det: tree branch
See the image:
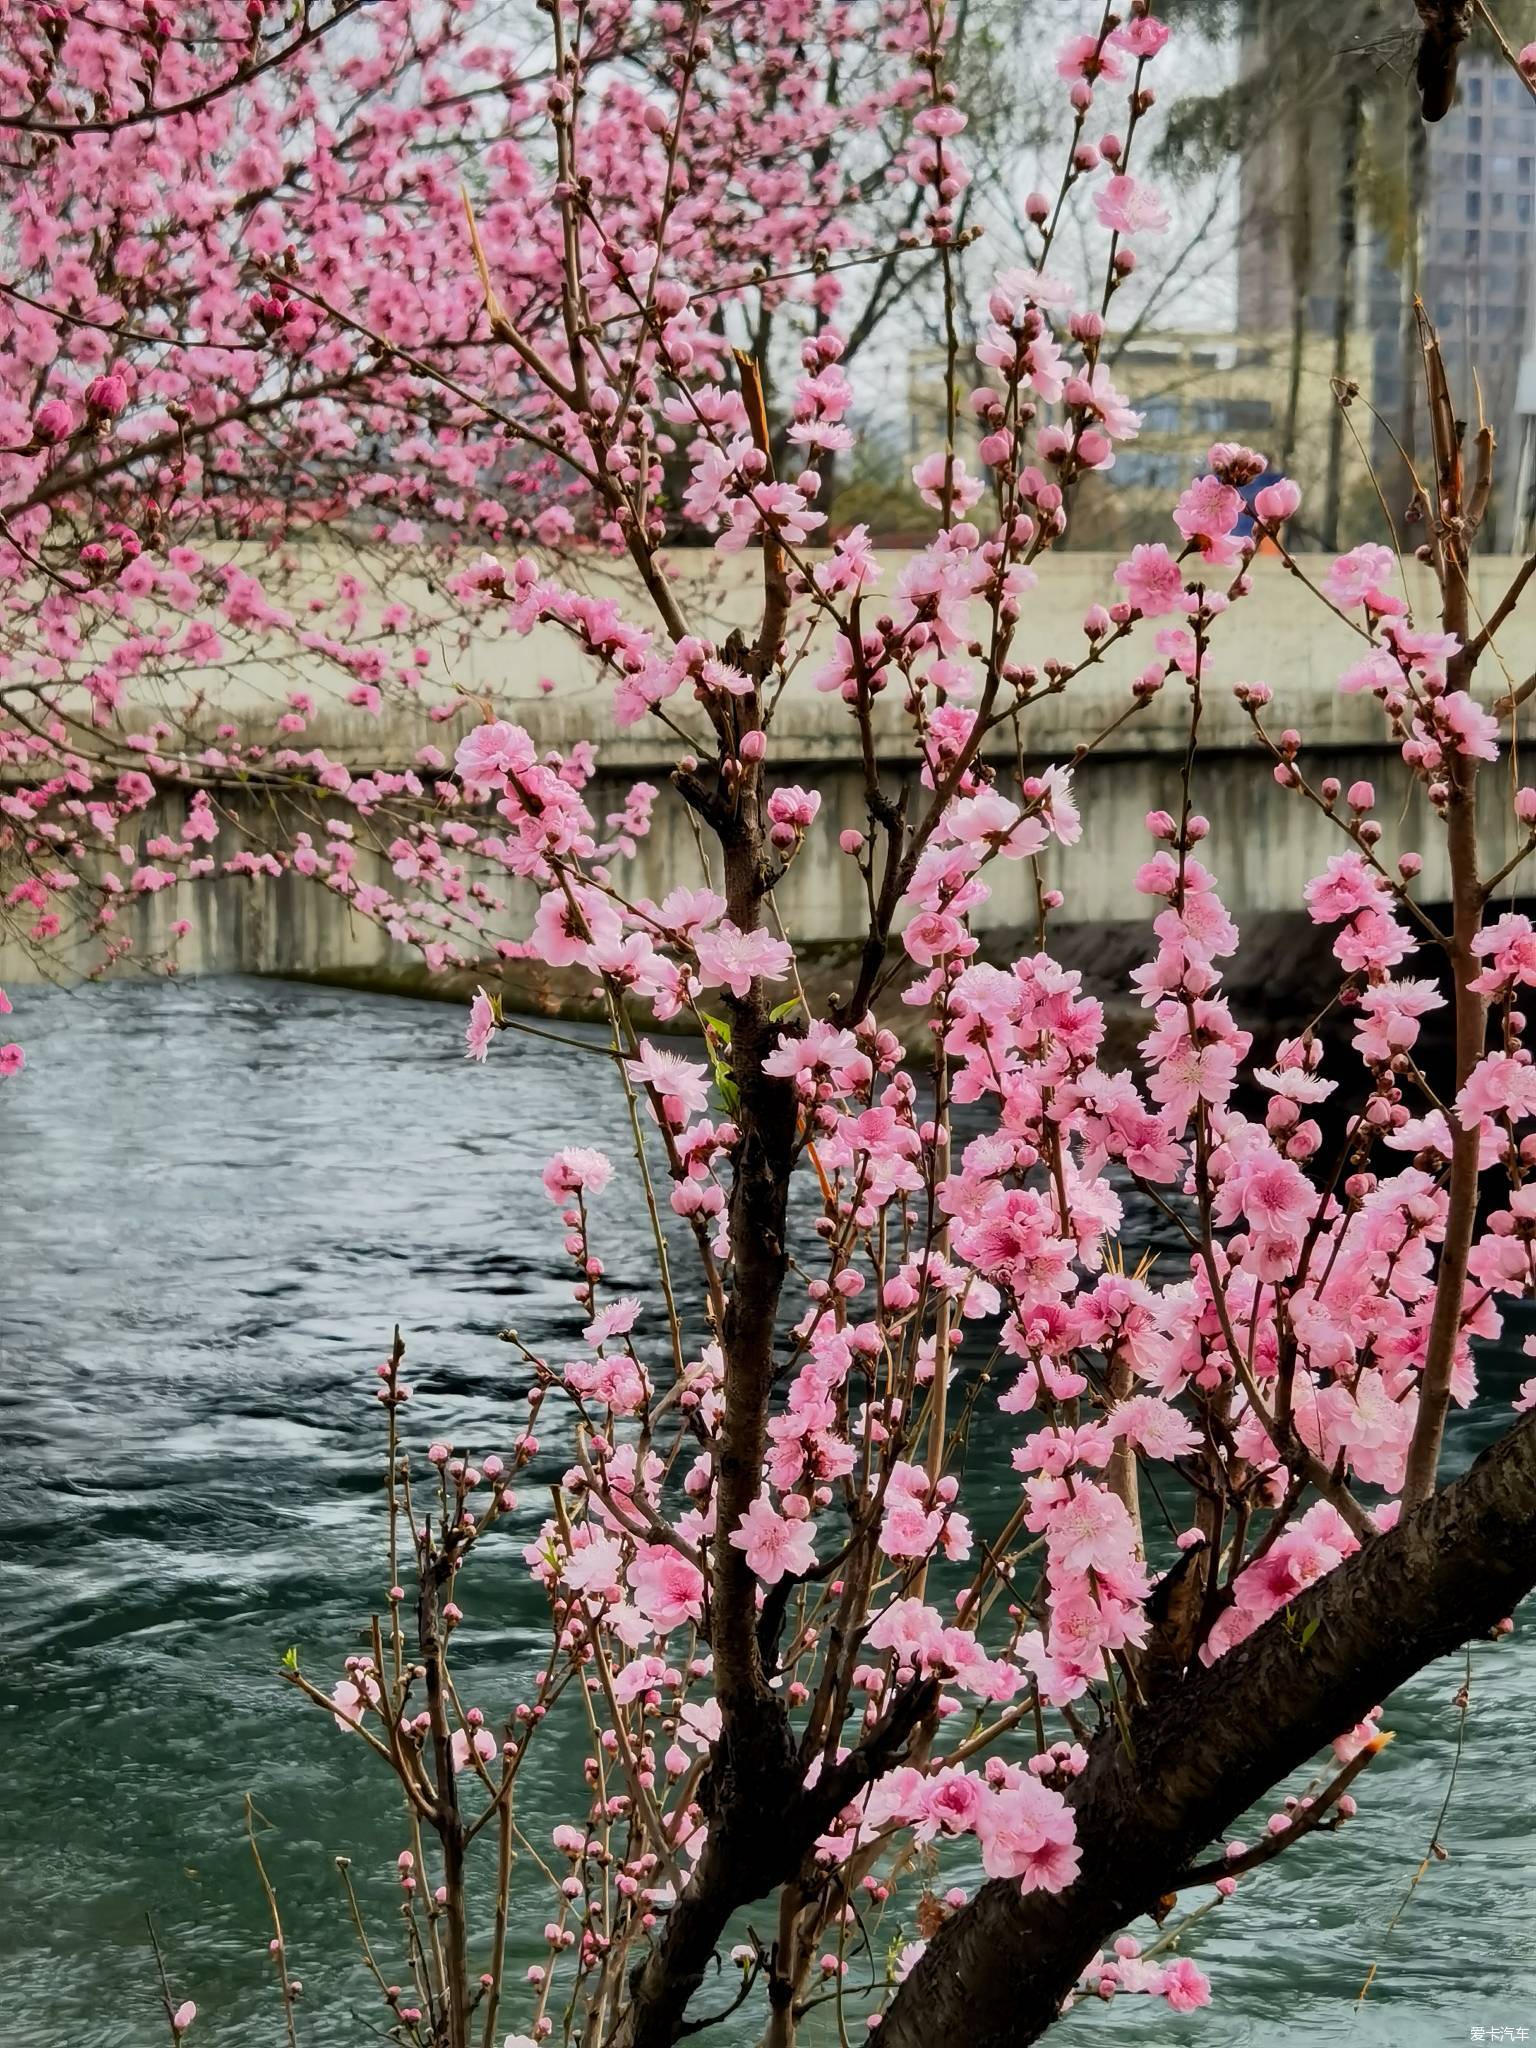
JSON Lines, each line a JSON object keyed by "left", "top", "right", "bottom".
{"left": 884, "top": 1408, "right": 1536, "bottom": 2047}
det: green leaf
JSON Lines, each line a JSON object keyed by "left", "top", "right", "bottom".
{"left": 768, "top": 996, "right": 802, "bottom": 1023}
{"left": 280, "top": 1645, "right": 299, "bottom": 1671}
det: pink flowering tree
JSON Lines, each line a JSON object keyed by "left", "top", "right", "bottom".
{"left": 9, "top": 4, "right": 1536, "bottom": 2047}
{"left": 0, "top": 0, "right": 992, "bottom": 1001}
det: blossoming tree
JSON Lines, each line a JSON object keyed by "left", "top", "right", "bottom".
{"left": 8, "top": 3, "right": 1536, "bottom": 2047}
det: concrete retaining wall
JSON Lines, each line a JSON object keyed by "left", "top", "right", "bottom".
{"left": 3, "top": 549, "right": 1531, "bottom": 992}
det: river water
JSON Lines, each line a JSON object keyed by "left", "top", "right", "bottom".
{"left": 2, "top": 975, "right": 1533, "bottom": 2047}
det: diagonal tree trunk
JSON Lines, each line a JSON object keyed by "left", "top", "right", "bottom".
{"left": 883, "top": 1407, "right": 1536, "bottom": 2047}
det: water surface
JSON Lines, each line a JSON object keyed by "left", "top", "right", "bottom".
{"left": 2, "top": 976, "right": 1533, "bottom": 2045}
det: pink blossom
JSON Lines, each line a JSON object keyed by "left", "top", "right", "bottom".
{"left": 728, "top": 1494, "right": 818, "bottom": 1585}
{"left": 625, "top": 1042, "right": 711, "bottom": 1125}
{"left": 1172, "top": 475, "right": 1243, "bottom": 563}
{"left": 694, "top": 921, "right": 794, "bottom": 997}
{"left": 1160, "top": 1959, "right": 1211, "bottom": 2012}
{"left": 465, "top": 988, "right": 495, "bottom": 1062}
{"left": 1094, "top": 173, "right": 1168, "bottom": 236}
{"left": 628, "top": 1545, "right": 706, "bottom": 1630}
{"left": 1304, "top": 852, "right": 1387, "bottom": 924}
{"left": 1322, "top": 543, "right": 1396, "bottom": 609}
{"left": 1457, "top": 1052, "right": 1536, "bottom": 1129}
{"left": 541, "top": 1147, "right": 615, "bottom": 1203}
{"left": 916, "top": 1766, "right": 985, "bottom": 1838}
{"left": 1435, "top": 689, "right": 1499, "bottom": 761}
{"left": 766, "top": 785, "right": 821, "bottom": 831}
{"left": 1112, "top": 16, "right": 1172, "bottom": 58}
{"left": 455, "top": 721, "right": 537, "bottom": 795}
{"left": 1056, "top": 33, "right": 1125, "bottom": 81}
{"left": 911, "top": 451, "right": 985, "bottom": 513}
{"left": 1471, "top": 913, "right": 1536, "bottom": 995}
{"left": 450, "top": 1726, "right": 498, "bottom": 1772}
{"left": 1114, "top": 542, "right": 1184, "bottom": 616}
{"left": 975, "top": 1777, "right": 1080, "bottom": 1891}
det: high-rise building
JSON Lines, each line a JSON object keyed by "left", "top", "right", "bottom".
{"left": 1420, "top": 59, "right": 1536, "bottom": 538}
{"left": 1237, "top": 35, "right": 1536, "bottom": 544}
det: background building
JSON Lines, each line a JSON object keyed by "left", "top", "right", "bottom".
{"left": 902, "top": 328, "right": 1372, "bottom": 551}
{"left": 1236, "top": 30, "right": 1536, "bottom": 545}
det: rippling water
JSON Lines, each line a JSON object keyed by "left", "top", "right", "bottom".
{"left": 2, "top": 976, "right": 1533, "bottom": 2047}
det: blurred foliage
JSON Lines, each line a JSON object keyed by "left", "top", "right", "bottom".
{"left": 826, "top": 431, "right": 924, "bottom": 539}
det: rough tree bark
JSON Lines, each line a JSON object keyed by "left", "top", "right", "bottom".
{"left": 1396, "top": 108, "right": 1429, "bottom": 467}
{"left": 1415, "top": 0, "right": 1474, "bottom": 122}
{"left": 1403, "top": 317, "right": 1490, "bottom": 1504}
{"left": 1279, "top": 102, "right": 1313, "bottom": 477}
{"left": 882, "top": 1408, "right": 1536, "bottom": 2047}
{"left": 615, "top": 370, "right": 944, "bottom": 2048}
{"left": 1321, "top": 78, "right": 1363, "bottom": 553}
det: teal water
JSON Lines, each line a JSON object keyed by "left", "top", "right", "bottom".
{"left": 1, "top": 976, "right": 1533, "bottom": 2045}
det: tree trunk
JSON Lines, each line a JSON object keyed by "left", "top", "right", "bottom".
{"left": 1397, "top": 110, "right": 1429, "bottom": 471}
{"left": 1416, "top": 0, "right": 1473, "bottom": 123}
{"left": 884, "top": 1407, "right": 1536, "bottom": 2047}
{"left": 1321, "top": 80, "right": 1363, "bottom": 551}
{"left": 1280, "top": 105, "right": 1313, "bottom": 474}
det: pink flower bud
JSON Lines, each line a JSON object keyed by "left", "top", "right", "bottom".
{"left": 172, "top": 2004, "right": 196, "bottom": 2035}
{"left": 1253, "top": 478, "right": 1301, "bottom": 523}
{"left": 1077, "top": 428, "right": 1111, "bottom": 467}
{"left": 84, "top": 372, "right": 128, "bottom": 417}
{"left": 31, "top": 398, "right": 73, "bottom": 444}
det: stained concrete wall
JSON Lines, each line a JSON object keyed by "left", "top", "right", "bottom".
{"left": 3, "top": 549, "right": 1532, "bottom": 992}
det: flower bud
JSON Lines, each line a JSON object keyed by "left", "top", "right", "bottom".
{"left": 31, "top": 398, "right": 73, "bottom": 445}
{"left": 84, "top": 372, "right": 128, "bottom": 417}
